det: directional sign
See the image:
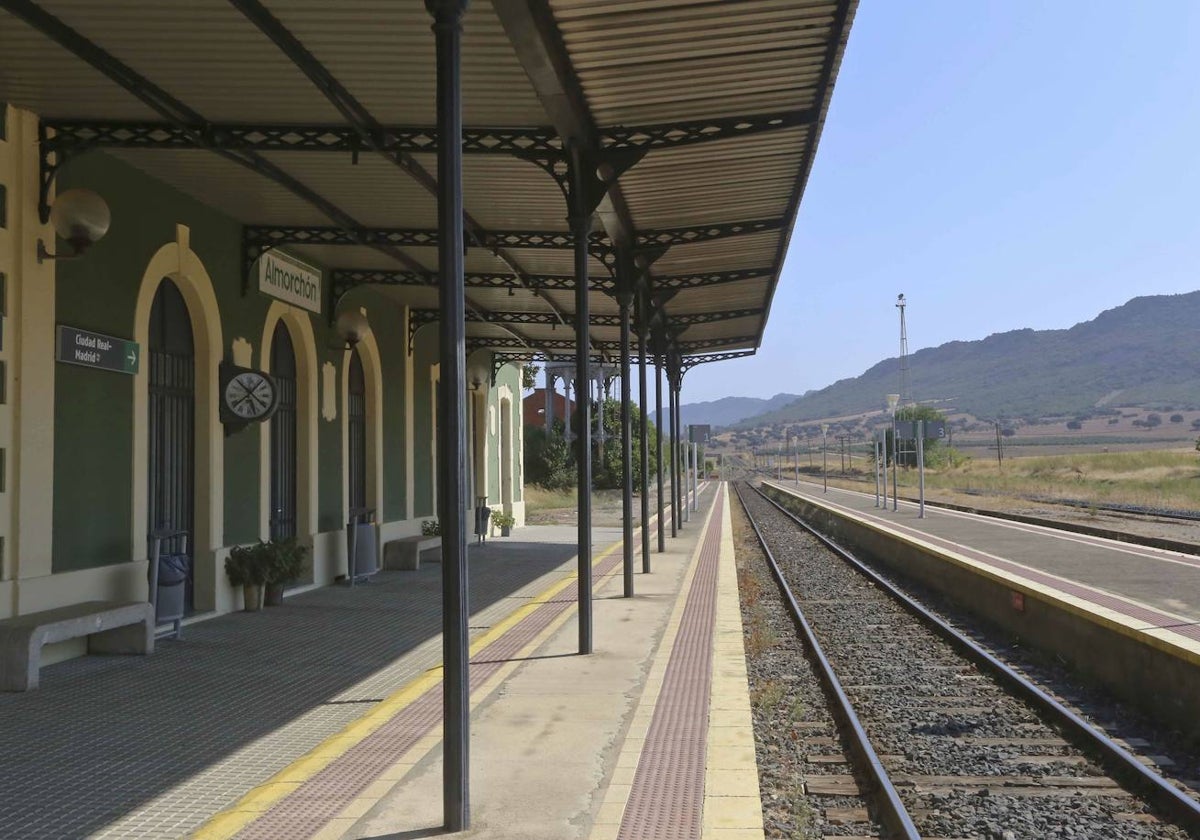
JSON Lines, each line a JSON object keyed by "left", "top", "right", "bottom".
{"left": 56, "top": 325, "right": 139, "bottom": 375}
{"left": 896, "top": 420, "right": 946, "bottom": 440}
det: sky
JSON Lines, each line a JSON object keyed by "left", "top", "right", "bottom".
{"left": 679, "top": 1, "right": 1200, "bottom": 404}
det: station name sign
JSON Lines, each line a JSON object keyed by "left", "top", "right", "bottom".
{"left": 258, "top": 250, "right": 322, "bottom": 314}
{"left": 56, "top": 325, "right": 139, "bottom": 375}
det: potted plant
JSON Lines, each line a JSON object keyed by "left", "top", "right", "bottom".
{"left": 225, "top": 542, "right": 268, "bottom": 612}
{"left": 263, "top": 538, "right": 309, "bottom": 607}
{"left": 421, "top": 519, "right": 441, "bottom": 537}
{"left": 492, "top": 511, "right": 515, "bottom": 537}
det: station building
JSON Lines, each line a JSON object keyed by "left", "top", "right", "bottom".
{"left": 0, "top": 102, "right": 526, "bottom": 641}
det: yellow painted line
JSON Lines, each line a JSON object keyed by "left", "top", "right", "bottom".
{"left": 762, "top": 480, "right": 1200, "bottom": 666}
{"left": 191, "top": 536, "right": 626, "bottom": 840}
{"left": 323, "top": 534, "right": 642, "bottom": 832}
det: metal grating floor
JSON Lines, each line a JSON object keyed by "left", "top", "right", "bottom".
{"left": 616, "top": 483, "right": 724, "bottom": 840}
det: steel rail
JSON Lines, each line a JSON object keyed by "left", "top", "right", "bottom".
{"left": 750, "top": 481, "right": 1200, "bottom": 837}
{"left": 730, "top": 482, "right": 920, "bottom": 840}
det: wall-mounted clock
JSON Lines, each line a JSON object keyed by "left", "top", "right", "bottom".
{"left": 220, "top": 363, "right": 279, "bottom": 426}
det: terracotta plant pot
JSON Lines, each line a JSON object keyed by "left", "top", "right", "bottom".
{"left": 243, "top": 583, "right": 263, "bottom": 612}
{"left": 263, "top": 583, "right": 285, "bottom": 607}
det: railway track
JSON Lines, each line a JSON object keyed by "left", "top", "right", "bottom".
{"left": 732, "top": 479, "right": 1200, "bottom": 839}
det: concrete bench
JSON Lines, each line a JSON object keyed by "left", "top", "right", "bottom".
{"left": 0, "top": 601, "right": 154, "bottom": 691}
{"left": 383, "top": 535, "right": 441, "bottom": 571}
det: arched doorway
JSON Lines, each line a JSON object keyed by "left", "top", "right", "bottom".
{"left": 147, "top": 278, "right": 195, "bottom": 610}
{"left": 269, "top": 322, "right": 297, "bottom": 541}
{"left": 347, "top": 348, "right": 367, "bottom": 515}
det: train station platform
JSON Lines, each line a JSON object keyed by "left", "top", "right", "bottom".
{"left": 0, "top": 482, "right": 761, "bottom": 840}
{"left": 763, "top": 478, "right": 1200, "bottom": 637}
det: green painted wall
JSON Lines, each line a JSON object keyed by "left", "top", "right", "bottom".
{"left": 54, "top": 152, "right": 251, "bottom": 571}
{"left": 50, "top": 152, "right": 507, "bottom": 572}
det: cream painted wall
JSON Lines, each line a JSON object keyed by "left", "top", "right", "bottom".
{"left": 3, "top": 108, "right": 70, "bottom": 617}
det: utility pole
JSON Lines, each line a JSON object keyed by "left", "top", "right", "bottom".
{"left": 897, "top": 293, "right": 911, "bottom": 407}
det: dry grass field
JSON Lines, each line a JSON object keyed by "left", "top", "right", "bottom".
{"left": 920, "top": 448, "right": 1200, "bottom": 511}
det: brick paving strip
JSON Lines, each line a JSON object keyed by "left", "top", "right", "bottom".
{"left": 614, "top": 483, "right": 725, "bottom": 840}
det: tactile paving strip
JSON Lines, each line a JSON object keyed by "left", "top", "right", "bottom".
{"left": 235, "top": 541, "right": 633, "bottom": 839}
{"left": 616, "top": 484, "right": 724, "bottom": 840}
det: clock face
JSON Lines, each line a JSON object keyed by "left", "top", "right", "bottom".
{"left": 224, "top": 371, "right": 276, "bottom": 421}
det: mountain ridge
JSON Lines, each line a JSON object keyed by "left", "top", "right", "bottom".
{"left": 716, "top": 291, "right": 1200, "bottom": 429}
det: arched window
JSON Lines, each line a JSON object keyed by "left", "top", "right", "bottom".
{"left": 347, "top": 348, "right": 367, "bottom": 515}
{"left": 269, "top": 323, "right": 297, "bottom": 541}
{"left": 148, "top": 278, "right": 195, "bottom": 609}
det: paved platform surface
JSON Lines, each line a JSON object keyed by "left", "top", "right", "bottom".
{"left": 764, "top": 479, "right": 1200, "bottom": 651}
{"left": 0, "top": 484, "right": 763, "bottom": 839}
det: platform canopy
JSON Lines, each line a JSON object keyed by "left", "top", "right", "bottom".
{"left": 0, "top": 0, "right": 856, "bottom": 368}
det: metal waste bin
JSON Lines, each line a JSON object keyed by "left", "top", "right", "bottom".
{"left": 148, "top": 528, "right": 189, "bottom": 639}
{"left": 474, "top": 497, "right": 491, "bottom": 544}
{"left": 347, "top": 507, "right": 378, "bottom": 586}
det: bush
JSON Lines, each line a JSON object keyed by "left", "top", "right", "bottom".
{"left": 421, "top": 519, "right": 441, "bottom": 536}
{"left": 1170, "top": 414, "right": 1184, "bottom": 424}
{"left": 1066, "top": 420, "right": 1082, "bottom": 430}
{"left": 264, "top": 539, "right": 308, "bottom": 585}
{"left": 226, "top": 542, "right": 269, "bottom": 586}
{"left": 1146, "top": 413, "right": 1163, "bottom": 428}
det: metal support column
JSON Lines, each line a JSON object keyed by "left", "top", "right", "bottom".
{"left": 691, "top": 441, "right": 699, "bottom": 511}
{"left": 428, "top": 0, "right": 469, "bottom": 830}
{"left": 654, "top": 351, "right": 666, "bottom": 552}
{"left": 671, "top": 369, "right": 682, "bottom": 531}
{"left": 617, "top": 274, "right": 634, "bottom": 598}
{"left": 680, "top": 437, "right": 689, "bottom": 523}
{"left": 568, "top": 141, "right": 594, "bottom": 654}
{"left": 637, "top": 319, "right": 650, "bottom": 573}
{"left": 668, "top": 370, "right": 679, "bottom": 536}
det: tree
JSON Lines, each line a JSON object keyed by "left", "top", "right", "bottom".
{"left": 523, "top": 423, "right": 575, "bottom": 490}
{"left": 592, "top": 399, "right": 661, "bottom": 491}
{"left": 1146, "top": 413, "right": 1163, "bottom": 428}
{"left": 1066, "top": 420, "right": 1083, "bottom": 430}
{"left": 521, "top": 364, "right": 540, "bottom": 392}
{"left": 1170, "top": 413, "right": 1184, "bottom": 424}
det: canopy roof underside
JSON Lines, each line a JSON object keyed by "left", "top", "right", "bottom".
{"left": 0, "top": 0, "right": 856, "bottom": 367}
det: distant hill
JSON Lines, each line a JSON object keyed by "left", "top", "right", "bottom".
{"left": 653, "top": 392, "right": 805, "bottom": 431}
{"left": 735, "top": 291, "right": 1200, "bottom": 428}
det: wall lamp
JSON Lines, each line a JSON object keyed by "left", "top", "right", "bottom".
{"left": 37, "top": 189, "right": 111, "bottom": 264}
{"left": 334, "top": 309, "right": 370, "bottom": 349}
